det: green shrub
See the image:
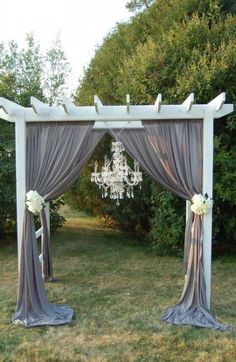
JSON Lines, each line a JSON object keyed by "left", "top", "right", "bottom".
{"left": 149, "top": 185, "right": 185, "bottom": 255}
{"left": 69, "top": 0, "right": 236, "bottom": 254}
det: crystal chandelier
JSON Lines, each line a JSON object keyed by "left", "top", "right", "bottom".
{"left": 91, "top": 141, "right": 142, "bottom": 205}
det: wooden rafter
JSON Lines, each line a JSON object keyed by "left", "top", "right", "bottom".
{"left": 208, "top": 92, "right": 226, "bottom": 111}
{"left": 154, "top": 93, "right": 162, "bottom": 112}
{"left": 94, "top": 95, "right": 103, "bottom": 114}
{"left": 182, "top": 93, "right": 194, "bottom": 112}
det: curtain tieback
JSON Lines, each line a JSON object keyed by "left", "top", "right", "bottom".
{"left": 190, "top": 193, "right": 213, "bottom": 216}
{"left": 26, "top": 190, "right": 45, "bottom": 214}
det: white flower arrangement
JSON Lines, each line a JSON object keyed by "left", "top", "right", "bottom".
{"left": 190, "top": 193, "right": 213, "bottom": 216}
{"left": 26, "top": 190, "right": 45, "bottom": 214}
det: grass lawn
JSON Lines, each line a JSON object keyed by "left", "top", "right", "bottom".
{"left": 0, "top": 209, "right": 236, "bottom": 361}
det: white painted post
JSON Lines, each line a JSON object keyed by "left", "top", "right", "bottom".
{"left": 186, "top": 200, "right": 191, "bottom": 223}
{"left": 15, "top": 112, "right": 26, "bottom": 272}
{"left": 202, "top": 106, "right": 214, "bottom": 310}
{"left": 185, "top": 200, "right": 191, "bottom": 280}
{"left": 40, "top": 202, "right": 50, "bottom": 257}
{"left": 44, "top": 202, "right": 50, "bottom": 236}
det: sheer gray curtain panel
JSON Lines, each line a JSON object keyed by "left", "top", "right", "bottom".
{"left": 12, "top": 122, "right": 104, "bottom": 327}
{"left": 116, "top": 120, "right": 227, "bottom": 330}
{"left": 40, "top": 129, "right": 105, "bottom": 281}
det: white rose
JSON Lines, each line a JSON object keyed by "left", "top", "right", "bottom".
{"left": 26, "top": 190, "right": 45, "bottom": 214}
{"left": 191, "top": 193, "right": 213, "bottom": 216}
{"left": 205, "top": 198, "right": 213, "bottom": 208}
{"left": 192, "top": 194, "right": 204, "bottom": 206}
{"left": 201, "top": 204, "right": 208, "bottom": 214}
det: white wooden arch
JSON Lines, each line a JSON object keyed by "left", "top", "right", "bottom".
{"left": 0, "top": 93, "right": 234, "bottom": 310}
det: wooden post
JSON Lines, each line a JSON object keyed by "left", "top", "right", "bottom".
{"left": 186, "top": 200, "right": 191, "bottom": 223}
{"left": 15, "top": 113, "right": 26, "bottom": 272}
{"left": 40, "top": 202, "right": 50, "bottom": 262}
{"left": 202, "top": 106, "right": 214, "bottom": 310}
{"left": 44, "top": 202, "right": 50, "bottom": 237}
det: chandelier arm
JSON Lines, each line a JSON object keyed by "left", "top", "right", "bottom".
{"left": 124, "top": 178, "right": 141, "bottom": 187}
{"left": 93, "top": 174, "right": 109, "bottom": 187}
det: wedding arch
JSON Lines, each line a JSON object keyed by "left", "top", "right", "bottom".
{"left": 0, "top": 93, "right": 233, "bottom": 329}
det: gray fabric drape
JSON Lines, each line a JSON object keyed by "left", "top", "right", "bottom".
{"left": 40, "top": 129, "right": 105, "bottom": 281}
{"left": 116, "top": 120, "right": 227, "bottom": 330}
{"left": 12, "top": 122, "right": 104, "bottom": 327}
{"left": 40, "top": 208, "right": 53, "bottom": 281}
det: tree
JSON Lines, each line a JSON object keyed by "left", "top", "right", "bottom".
{"left": 73, "top": 0, "right": 236, "bottom": 254}
{"left": 0, "top": 34, "right": 70, "bottom": 239}
{"left": 43, "top": 35, "right": 71, "bottom": 106}
{"left": 126, "top": 0, "right": 154, "bottom": 12}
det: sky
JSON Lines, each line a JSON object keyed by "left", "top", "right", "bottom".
{"left": 0, "top": 0, "right": 131, "bottom": 94}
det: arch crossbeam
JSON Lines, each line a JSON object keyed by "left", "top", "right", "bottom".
{"left": 0, "top": 93, "right": 233, "bottom": 125}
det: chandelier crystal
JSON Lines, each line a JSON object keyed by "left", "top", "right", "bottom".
{"left": 91, "top": 141, "right": 142, "bottom": 205}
